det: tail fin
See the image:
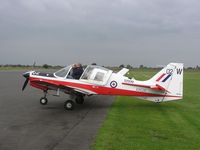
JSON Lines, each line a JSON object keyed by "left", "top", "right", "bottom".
{"left": 149, "top": 63, "right": 183, "bottom": 101}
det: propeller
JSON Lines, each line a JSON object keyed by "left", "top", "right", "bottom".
{"left": 22, "top": 72, "right": 30, "bottom": 91}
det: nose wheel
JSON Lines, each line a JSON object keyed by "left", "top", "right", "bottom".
{"left": 40, "top": 90, "right": 48, "bottom": 105}
{"left": 40, "top": 97, "right": 48, "bottom": 105}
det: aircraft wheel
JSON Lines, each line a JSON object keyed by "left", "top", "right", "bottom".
{"left": 64, "top": 100, "right": 74, "bottom": 110}
{"left": 40, "top": 97, "right": 48, "bottom": 105}
{"left": 75, "top": 96, "right": 84, "bottom": 104}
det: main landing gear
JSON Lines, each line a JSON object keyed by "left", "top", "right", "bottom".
{"left": 64, "top": 100, "right": 75, "bottom": 110}
{"left": 75, "top": 95, "right": 84, "bottom": 104}
{"left": 64, "top": 95, "right": 85, "bottom": 110}
{"left": 39, "top": 90, "right": 85, "bottom": 110}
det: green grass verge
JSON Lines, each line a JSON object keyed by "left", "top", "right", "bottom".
{"left": 0, "top": 67, "right": 59, "bottom": 71}
{"left": 0, "top": 67, "right": 38, "bottom": 71}
{"left": 91, "top": 71, "right": 200, "bottom": 150}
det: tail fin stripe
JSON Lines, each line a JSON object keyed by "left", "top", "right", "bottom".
{"left": 156, "top": 73, "right": 165, "bottom": 82}
{"left": 162, "top": 74, "right": 171, "bottom": 82}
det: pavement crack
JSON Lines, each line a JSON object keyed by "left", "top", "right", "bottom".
{"left": 49, "top": 101, "right": 95, "bottom": 150}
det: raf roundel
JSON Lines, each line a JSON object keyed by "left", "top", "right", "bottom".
{"left": 110, "top": 81, "right": 118, "bottom": 88}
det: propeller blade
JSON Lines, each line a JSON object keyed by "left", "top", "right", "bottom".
{"left": 22, "top": 72, "right": 30, "bottom": 91}
{"left": 22, "top": 78, "right": 29, "bottom": 91}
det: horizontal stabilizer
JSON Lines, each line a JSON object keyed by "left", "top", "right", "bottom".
{"left": 150, "top": 84, "right": 168, "bottom": 92}
{"left": 122, "top": 83, "right": 167, "bottom": 91}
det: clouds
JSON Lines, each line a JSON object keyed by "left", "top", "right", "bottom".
{"left": 2, "top": 0, "right": 199, "bottom": 28}
{"left": 0, "top": 0, "right": 200, "bottom": 66}
{"left": 1, "top": 0, "right": 200, "bottom": 33}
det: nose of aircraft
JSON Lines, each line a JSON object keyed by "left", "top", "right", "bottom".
{"left": 23, "top": 72, "right": 30, "bottom": 78}
{"left": 22, "top": 72, "right": 30, "bottom": 91}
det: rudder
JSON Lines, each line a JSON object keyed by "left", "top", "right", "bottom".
{"left": 150, "top": 63, "right": 183, "bottom": 101}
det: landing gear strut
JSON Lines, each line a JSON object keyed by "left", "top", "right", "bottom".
{"left": 40, "top": 91, "right": 48, "bottom": 105}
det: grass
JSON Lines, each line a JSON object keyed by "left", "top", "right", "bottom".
{"left": 0, "top": 66, "right": 37, "bottom": 71}
{"left": 91, "top": 70, "right": 200, "bottom": 150}
{"left": 0, "top": 66, "right": 59, "bottom": 71}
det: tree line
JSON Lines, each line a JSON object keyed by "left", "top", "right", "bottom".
{"left": 0, "top": 64, "right": 200, "bottom": 70}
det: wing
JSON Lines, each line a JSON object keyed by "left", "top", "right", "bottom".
{"left": 30, "top": 79, "right": 95, "bottom": 95}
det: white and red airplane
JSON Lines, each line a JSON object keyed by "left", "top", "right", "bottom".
{"left": 22, "top": 63, "right": 183, "bottom": 110}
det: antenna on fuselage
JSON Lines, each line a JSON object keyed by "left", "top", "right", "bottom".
{"left": 32, "top": 61, "right": 36, "bottom": 70}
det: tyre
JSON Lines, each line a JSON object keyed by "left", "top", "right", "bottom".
{"left": 40, "top": 97, "right": 48, "bottom": 105}
{"left": 75, "top": 96, "right": 84, "bottom": 104}
{"left": 64, "top": 100, "right": 74, "bottom": 110}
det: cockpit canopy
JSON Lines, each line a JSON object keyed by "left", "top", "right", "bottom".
{"left": 80, "top": 65, "right": 112, "bottom": 85}
{"left": 54, "top": 65, "right": 112, "bottom": 85}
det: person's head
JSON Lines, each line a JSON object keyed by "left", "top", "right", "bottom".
{"left": 72, "top": 64, "right": 77, "bottom": 68}
{"left": 76, "top": 63, "right": 82, "bottom": 68}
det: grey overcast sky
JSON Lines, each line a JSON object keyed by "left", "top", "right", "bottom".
{"left": 0, "top": 0, "right": 200, "bottom": 67}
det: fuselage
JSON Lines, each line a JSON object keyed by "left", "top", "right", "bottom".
{"left": 28, "top": 66, "right": 178, "bottom": 103}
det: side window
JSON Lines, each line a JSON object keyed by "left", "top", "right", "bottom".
{"left": 81, "top": 68, "right": 93, "bottom": 80}
{"left": 94, "top": 72, "right": 105, "bottom": 81}
{"left": 80, "top": 65, "right": 112, "bottom": 85}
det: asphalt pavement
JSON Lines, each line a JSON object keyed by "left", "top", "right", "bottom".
{"left": 0, "top": 71, "right": 114, "bottom": 150}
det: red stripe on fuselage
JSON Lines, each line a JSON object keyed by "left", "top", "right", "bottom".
{"left": 29, "top": 77, "right": 180, "bottom": 98}
{"left": 30, "top": 82, "right": 48, "bottom": 91}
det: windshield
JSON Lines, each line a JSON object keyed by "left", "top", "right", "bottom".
{"left": 54, "top": 66, "right": 71, "bottom": 78}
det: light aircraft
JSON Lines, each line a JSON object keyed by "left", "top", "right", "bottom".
{"left": 22, "top": 63, "right": 183, "bottom": 110}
